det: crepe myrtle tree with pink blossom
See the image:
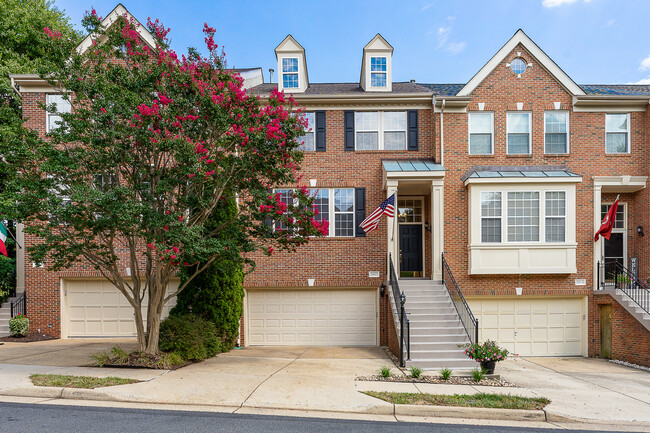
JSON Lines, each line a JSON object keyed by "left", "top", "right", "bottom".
{"left": 0, "top": 11, "right": 327, "bottom": 354}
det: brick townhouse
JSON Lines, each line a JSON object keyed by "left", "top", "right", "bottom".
{"left": 7, "top": 4, "right": 650, "bottom": 368}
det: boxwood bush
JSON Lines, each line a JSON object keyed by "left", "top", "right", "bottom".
{"left": 158, "top": 314, "right": 221, "bottom": 361}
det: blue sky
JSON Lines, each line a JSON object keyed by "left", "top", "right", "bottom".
{"left": 54, "top": 0, "right": 650, "bottom": 85}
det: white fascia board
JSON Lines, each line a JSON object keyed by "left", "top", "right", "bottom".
{"left": 457, "top": 29, "right": 585, "bottom": 97}
{"left": 76, "top": 4, "right": 157, "bottom": 56}
{"left": 572, "top": 95, "right": 649, "bottom": 112}
{"left": 464, "top": 176, "right": 583, "bottom": 187}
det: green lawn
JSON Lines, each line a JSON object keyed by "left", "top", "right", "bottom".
{"left": 363, "top": 391, "right": 550, "bottom": 410}
{"left": 30, "top": 374, "right": 140, "bottom": 389}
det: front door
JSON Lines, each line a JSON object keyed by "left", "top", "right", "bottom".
{"left": 601, "top": 203, "right": 626, "bottom": 281}
{"left": 399, "top": 225, "right": 422, "bottom": 278}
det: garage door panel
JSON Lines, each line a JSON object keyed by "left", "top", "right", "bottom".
{"left": 247, "top": 289, "right": 377, "bottom": 346}
{"left": 468, "top": 297, "right": 584, "bottom": 356}
{"left": 64, "top": 279, "right": 177, "bottom": 338}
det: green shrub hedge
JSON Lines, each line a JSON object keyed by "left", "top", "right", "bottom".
{"left": 158, "top": 314, "right": 221, "bottom": 361}
{"left": 9, "top": 314, "right": 29, "bottom": 337}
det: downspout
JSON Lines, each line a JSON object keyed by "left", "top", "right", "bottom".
{"left": 440, "top": 99, "right": 446, "bottom": 166}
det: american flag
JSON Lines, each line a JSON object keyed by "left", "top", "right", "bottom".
{"left": 359, "top": 194, "right": 395, "bottom": 234}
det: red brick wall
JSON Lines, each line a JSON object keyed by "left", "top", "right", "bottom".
{"left": 591, "top": 294, "right": 650, "bottom": 367}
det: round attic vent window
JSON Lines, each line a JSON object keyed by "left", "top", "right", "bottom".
{"left": 510, "top": 58, "right": 527, "bottom": 75}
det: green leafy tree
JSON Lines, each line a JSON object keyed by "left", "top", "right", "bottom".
{"left": 0, "top": 12, "right": 327, "bottom": 353}
{"left": 171, "top": 194, "right": 244, "bottom": 351}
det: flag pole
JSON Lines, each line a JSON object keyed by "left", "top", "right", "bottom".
{"left": 5, "top": 224, "right": 23, "bottom": 249}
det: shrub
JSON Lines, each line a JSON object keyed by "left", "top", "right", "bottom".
{"left": 159, "top": 314, "right": 221, "bottom": 361}
{"left": 170, "top": 195, "right": 245, "bottom": 352}
{"left": 472, "top": 368, "right": 486, "bottom": 382}
{"left": 9, "top": 314, "right": 29, "bottom": 337}
{"left": 461, "top": 340, "right": 509, "bottom": 363}
{"left": 410, "top": 366, "right": 422, "bottom": 379}
{"left": 440, "top": 367, "right": 452, "bottom": 380}
{"left": 379, "top": 366, "right": 392, "bottom": 378}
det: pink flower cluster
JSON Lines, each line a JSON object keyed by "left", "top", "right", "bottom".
{"left": 43, "top": 27, "right": 61, "bottom": 40}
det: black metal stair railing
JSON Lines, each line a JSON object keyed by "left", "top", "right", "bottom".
{"left": 388, "top": 252, "right": 410, "bottom": 367}
{"left": 597, "top": 260, "right": 649, "bottom": 314}
{"left": 441, "top": 253, "right": 479, "bottom": 345}
{"left": 11, "top": 292, "right": 25, "bottom": 317}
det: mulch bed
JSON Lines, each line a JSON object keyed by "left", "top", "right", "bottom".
{"left": 0, "top": 332, "right": 57, "bottom": 343}
{"left": 356, "top": 375, "right": 516, "bottom": 387}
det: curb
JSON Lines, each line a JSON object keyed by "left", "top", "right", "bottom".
{"left": 0, "top": 387, "right": 549, "bottom": 423}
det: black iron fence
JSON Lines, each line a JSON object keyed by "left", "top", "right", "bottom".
{"left": 597, "top": 260, "right": 649, "bottom": 315}
{"left": 388, "top": 252, "right": 410, "bottom": 367}
{"left": 11, "top": 292, "right": 25, "bottom": 317}
{"left": 442, "top": 253, "right": 479, "bottom": 345}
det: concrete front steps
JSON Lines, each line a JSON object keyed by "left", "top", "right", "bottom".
{"left": 400, "top": 279, "right": 477, "bottom": 371}
{"left": 0, "top": 297, "right": 16, "bottom": 336}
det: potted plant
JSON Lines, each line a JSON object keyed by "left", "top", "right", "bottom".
{"left": 461, "top": 339, "right": 509, "bottom": 374}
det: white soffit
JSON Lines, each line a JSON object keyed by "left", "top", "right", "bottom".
{"left": 457, "top": 29, "right": 585, "bottom": 97}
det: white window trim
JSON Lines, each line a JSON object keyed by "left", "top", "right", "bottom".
{"left": 605, "top": 113, "right": 631, "bottom": 154}
{"left": 355, "top": 111, "right": 407, "bottom": 151}
{"left": 46, "top": 93, "right": 71, "bottom": 133}
{"left": 544, "top": 190, "right": 567, "bottom": 243}
{"left": 505, "top": 190, "right": 541, "bottom": 243}
{"left": 274, "top": 188, "right": 355, "bottom": 237}
{"left": 543, "top": 111, "right": 570, "bottom": 154}
{"left": 479, "top": 191, "right": 502, "bottom": 243}
{"left": 601, "top": 202, "right": 627, "bottom": 231}
{"left": 468, "top": 112, "right": 494, "bottom": 155}
{"left": 369, "top": 56, "right": 387, "bottom": 89}
{"left": 506, "top": 111, "right": 532, "bottom": 155}
{"left": 281, "top": 57, "right": 299, "bottom": 89}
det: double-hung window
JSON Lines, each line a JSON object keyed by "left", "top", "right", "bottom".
{"left": 544, "top": 111, "right": 569, "bottom": 154}
{"left": 333, "top": 189, "right": 355, "bottom": 236}
{"left": 606, "top": 113, "right": 630, "bottom": 153}
{"left": 274, "top": 188, "right": 294, "bottom": 232}
{"left": 282, "top": 58, "right": 299, "bottom": 89}
{"left": 370, "top": 57, "right": 387, "bottom": 87}
{"left": 545, "top": 191, "right": 566, "bottom": 242}
{"left": 507, "top": 192, "right": 540, "bottom": 242}
{"left": 46, "top": 94, "right": 71, "bottom": 132}
{"left": 468, "top": 112, "right": 493, "bottom": 155}
{"left": 507, "top": 112, "right": 531, "bottom": 154}
{"left": 297, "top": 112, "right": 315, "bottom": 151}
{"left": 355, "top": 111, "right": 406, "bottom": 150}
{"left": 480, "top": 192, "right": 502, "bottom": 242}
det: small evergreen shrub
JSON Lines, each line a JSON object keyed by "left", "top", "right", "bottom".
{"left": 410, "top": 366, "right": 422, "bottom": 379}
{"left": 379, "top": 366, "right": 392, "bottom": 378}
{"left": 159, "top": 314, "right": 221, "bottom": 361}
{"left": 440, "top": 367, "right": 453, "bottom": 380}
{"left": 9, "top": 313, "right": 29, "bottom": 337}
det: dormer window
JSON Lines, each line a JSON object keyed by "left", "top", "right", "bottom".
{"left": 370, "top": 57, "right": 387, "bottom": 87}
{"left": 282, "top": 58, "right": 299, "bottom": 88}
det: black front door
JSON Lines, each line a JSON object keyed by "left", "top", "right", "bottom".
{"left": 399, "top": 225, "right": 423, "bottom": 278}
{"left": 603, "top": 232, "right": 625, "bottom": 280}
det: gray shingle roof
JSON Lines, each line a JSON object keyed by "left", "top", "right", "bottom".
{"left": 461, "top": 165, "right": 581, "bottom": 182}
{"left": 249, "top": 82, "right": 432, "bottom": 96}
{"left": 382, "top": 159, "right": 444, "bottom": 172}
{"left": 416, "top": 83, "right": 464, "bottom": 97}
{"left": 580, "top": 84, "right": 650, "bottom": 96}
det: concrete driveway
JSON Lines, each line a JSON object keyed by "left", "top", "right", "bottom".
{"left": 499, "top": 356, "right": 650, "bottom": 424}
{"left": 0, "top": 338, "right": 139, "bottom": 367}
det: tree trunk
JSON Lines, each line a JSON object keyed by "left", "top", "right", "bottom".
{"left": 133, "top": 297, "right": 146, "bottom": 352}
{"left": 144, "top": 275, "right": 167, "bottom": 354}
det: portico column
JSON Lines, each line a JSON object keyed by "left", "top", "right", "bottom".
{"left": 593, "top": 184, "right": 602, "bottom": 290}
{"left": 431, "top": 179, "right": 445, "bottom": 281}
{"left": 386, "top": 180, "right": 398, "bottom": 277}
{"left": 16, "top": 223, "right": 24, "bottom": 294}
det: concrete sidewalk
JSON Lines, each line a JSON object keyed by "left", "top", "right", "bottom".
{"left": 0, "top": 345, "right": 649, "bottom": 430}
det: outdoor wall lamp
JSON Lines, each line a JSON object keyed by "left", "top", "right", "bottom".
{"left": 379, "top": 284, "right": 386, "bottom": 297}
{"left": 424, "top": 222, "right": 432, "bottom": 232}
{"left": 637, "top": 225, "right": 644, "bottom": 236}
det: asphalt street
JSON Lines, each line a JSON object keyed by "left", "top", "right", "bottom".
{"left": 0, "top": 402, "right": 616, "bottom": 433}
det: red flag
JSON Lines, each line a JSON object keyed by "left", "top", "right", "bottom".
{"left": 594, "top": 196, "right": 619, "bottom": 241}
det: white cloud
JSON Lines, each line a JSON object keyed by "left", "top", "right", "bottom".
{"left": 421, "top": 2, "right": 434, "bottom": 11}
{"left": 543, "top": 0, "right": 578, "bottom": 7}
{"left": 446, "top": 42, "right": 467, "bottom": 55}
{"left": 632, "top": 77, "right": 650, "bottom": 85}
{"left": 436, "top": 25, "right": 451, "bottom": 49}
{"left": 605, "top": 19, "right": 616, "bottom": 27}
{"left": 640, "top": 55, "right": 650, "bottom": 71}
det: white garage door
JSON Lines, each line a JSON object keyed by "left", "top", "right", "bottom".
{"left": 64, "top": 279, "right": 177, "bottom": 337}
{"left": 467, "top": 297, "right": 585, "bottom": 356}
{"left": 246, "top": 289, "right": 377, "bottom": 346}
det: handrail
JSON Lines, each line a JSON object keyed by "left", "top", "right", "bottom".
{"left": 597, "top": 260, "right": 649, "bottom": 314}
{"left": 441, "top": 253, "right": 479, "bottom": 345}
{"left": 388, "top": 252, "right": 410, "bottom": 367}
{"left": 11, "top": 292, "right": 25, "bottom": 318}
